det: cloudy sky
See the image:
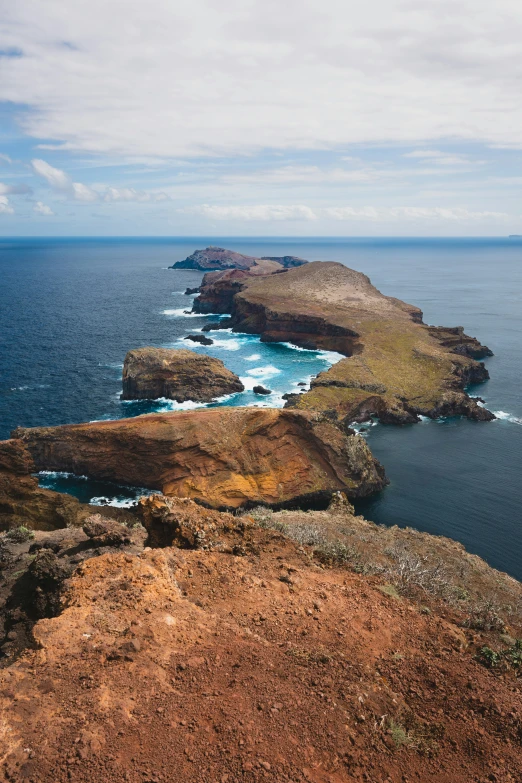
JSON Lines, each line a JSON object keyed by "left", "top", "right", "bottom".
{"left": 1, "top": 0, "right": 522, "bottom": 236}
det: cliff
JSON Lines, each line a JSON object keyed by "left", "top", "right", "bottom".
{"left": 194, "top": 261, "right": 495, "bottom": 425}
{"left": 0, "top": 439, "right": 89, "bottom": 532}
{"left": 13, "top": 407, "right": 387, "bottom": 509}
{"left": 170, "top": 246, "right": 308, "bottom": 271}
{"left": 121, "top": 347, "right": 244, "bottom": 402}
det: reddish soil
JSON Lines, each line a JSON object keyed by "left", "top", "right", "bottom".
{"left": 1, "top": 512, "right": 521, "bottom": 783}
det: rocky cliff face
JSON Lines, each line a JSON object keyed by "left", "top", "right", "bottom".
{"left": 0, "top": 439, "right": 89, "bottom": 532}
{"left": 193, "top": 261, "right": 495, "bottom": 425}
{"left": 170, "top": 246, "right": 259, "bottom": 270}
{"left": 170, "top": 246, "right": 308, "bottom": 271}
{"left": 192, "top": 261, "right": 287, "bottom": 314}
{"left": 13, "top": 408, "right": 387, "bottom": 509}
{"left": 121, "top": 347, "right": 244, "bottom": 402}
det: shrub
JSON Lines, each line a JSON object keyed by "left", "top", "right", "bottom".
{"left": 4, "top": 526, "right": 35, "bottom": 543}
{"left": 475, "top": 646, "right": 501, "bottom": 668}
{"left": 389, "top": 720, "right": 414, "bottom": 748}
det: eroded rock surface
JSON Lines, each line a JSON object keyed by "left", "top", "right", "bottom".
{"left": 121, "top": 347, "right": 244, "bottom": 402}
{"left": 194, "top": 261, "right": 495, "bottom": 424}
{"left": 0, "top": 439, "right": 89, "bottom": 532}
{"left": 0, "top": 516, "right": 146, "bottom": 662}
{"left": 13, "top": 407, "right": 387, "bottom": 509}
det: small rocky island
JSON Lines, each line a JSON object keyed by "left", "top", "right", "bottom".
{"left": 170, "top": 245, "right": 308, "bottom": 271}
{"left": 121, "top": 347, "right": 244, "bottom": 403}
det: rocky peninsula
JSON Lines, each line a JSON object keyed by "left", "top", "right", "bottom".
{"left": 193, "top": 261, "right": 494, "bottom": 425}
{"left": 170, "top": 246, "right": 308, "bottom": 271}
{"left": 121, "top": 347, "right": 244, "bottom": 402}
{"left": 12, "top": 407, "right": 386, "bottom": 509}
{"left": 1, "top": 253, "right": 515, "bottom": 783}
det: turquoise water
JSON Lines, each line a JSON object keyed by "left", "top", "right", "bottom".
{"left": 1, "top": 237, "right": 521, "bottom": 578}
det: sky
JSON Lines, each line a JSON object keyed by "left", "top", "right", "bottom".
{"left": 1, "top": 0, "right": 522, "bottom": 236}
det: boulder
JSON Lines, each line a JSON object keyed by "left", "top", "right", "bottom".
{"left": 82, "top": 514, "right": 133, "bottom": 546}
{"left": 184, "top": 334, "right": 213, "bottom": 346}
{"left": 121, "top": 347, "right": 244, "bottom": 402}
{"left": 253, "top": 385, "right": 272, "bottom": 395}
{"left": 13, "top": 407, "right": 387, "bottom": 510}
{"left": 138, "top": 494, "right": 244, "bottom": 549}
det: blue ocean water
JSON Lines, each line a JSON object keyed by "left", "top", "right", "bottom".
{"left": 1, "top": 237, "right": 521, "bottom": 578}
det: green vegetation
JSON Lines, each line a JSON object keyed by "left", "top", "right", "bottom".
{"left": 3, "top": 525, "right": 35, "bottom": 543}
{"left": 389, "top": 719, "right": 415, "bottom": 748}
{"left": 476, "top": 639, "right": 522, "bottom": 671}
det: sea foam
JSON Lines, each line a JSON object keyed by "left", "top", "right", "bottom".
{"left": 162, "top": 308, "right": 205, "bottom": 317}
{"left": 493, "top": 410, "right": 522, "bottom": 425}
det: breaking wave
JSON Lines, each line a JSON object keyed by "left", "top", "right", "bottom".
{"left": 162, "top": 308, "right": 206, "bottom": 317}
{"left": 38, "top": 470, "right": 88, "bottom": 481}
{"left": 493, "top": 410, "right": 522, "bottom": 425}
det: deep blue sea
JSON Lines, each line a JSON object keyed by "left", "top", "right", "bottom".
{"left": 1, "top": 237, "right": 521, "bottom": 579}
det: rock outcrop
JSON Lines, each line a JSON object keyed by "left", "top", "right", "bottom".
{"left": 170, "top": 246, "right": 308, "bottom": 271}
{"left": 121, "top": 347, "right": 244, "bottom": 402}
{"left": 0, "top": 439, "right": 89, "bottom": 532}
{"left": 261, "top": 254, "right": 309, "bottom": 267}
{"left": 170, "top": 246, "right": 259, "bottom": 270}
{"left": 184, "top": 334, "right": 213, "bottom": 346}
{"left": 192, "top": 261, "right": 287, "bottom": 315}
{"left": 13, "top": 407, "right": 387, "bottom": 509}
{"left": 193, "top": 261, "right": 495, "bottom": 425}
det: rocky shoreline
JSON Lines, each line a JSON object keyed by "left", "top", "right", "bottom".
{"left": 121, "top": 347, "right": 244, "bottom": 403}
{"left": 1, "top": 250, "right": 516, "bottom": 783}
{"left": 193, "top": 260, "right": 495, "bottom": 426}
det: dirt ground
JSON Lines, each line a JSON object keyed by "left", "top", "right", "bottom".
{"left": 1, "top": 508, "right": 521, "bottom": 783}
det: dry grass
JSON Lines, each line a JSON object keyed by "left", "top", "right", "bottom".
{"left": 247, "top": 505, "right": 522, "bottom": 636}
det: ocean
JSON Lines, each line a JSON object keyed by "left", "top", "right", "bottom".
{"left": 1, "top": 237, "right": 521, "bottom": 579}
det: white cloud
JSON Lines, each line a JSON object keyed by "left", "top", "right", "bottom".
{"left": 71, "top": 181, "right": 99, "bottom": 202}
{"left": 189, "top": 204, "right": 318, "bottom": 221}
{"left": 0, "top": 182, "right": 32, "bottom": 195}
{"left": 103, "top": 187, "right": 169, "bottom": 202}
{"left": 402, "top": 150, "right": 483, "bottom": 166}
{"left": 0, "top": 154, "right": 13, "bottom": 165}
{"left": 0, "top": 196, "right": 14, "bottom": 215}
{"left": 31, "top": 159, "right": 168, "bottom": 204}
{"left": 3, "top": 1, "right": 522, "bottom": 158}
{"left": 31, "top": 158, "right": 99, "bottom": 201}
{"left": 223, "top": 162, "right": 478, "bottom": 186}
{"left": 324, "top": 206, "right": 510, "bottom": 222}
{"left": 33, "top": 200, "right": 54, "bottom": 216}
{"left": 190, "top": 203, "right": 511, "bottom": 223}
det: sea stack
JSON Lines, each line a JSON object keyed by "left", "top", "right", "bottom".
{"left": 121, "top": 347, "right": 244, "bottom": 402}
